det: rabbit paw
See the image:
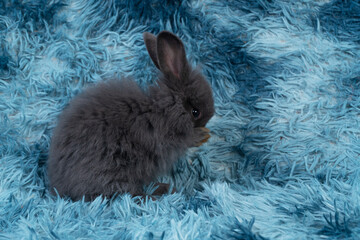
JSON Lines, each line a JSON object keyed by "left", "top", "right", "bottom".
{"left": 193, "top": 127, "right": 211, "bottom": 147}
{"left": 153, "top": 183, "right": 176, "bottom": 195}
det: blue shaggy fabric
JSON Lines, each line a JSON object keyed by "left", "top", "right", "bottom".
{"left": 1, "top": 0, "right": 360, "bottom": 239}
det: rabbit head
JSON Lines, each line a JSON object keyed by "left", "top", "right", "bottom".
{"left": 143, "top": 31, "right": 214, "bottom": 127}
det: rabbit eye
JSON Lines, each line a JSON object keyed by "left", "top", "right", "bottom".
{"left": 192, "top": 108, "right": 201, "bottom": 119}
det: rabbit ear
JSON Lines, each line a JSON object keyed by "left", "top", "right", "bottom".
{"left": 143, "top": 32, "right": 160, "bottom": 69}
{"left": 156, "top": 31, "right": 188, "bottom": 80}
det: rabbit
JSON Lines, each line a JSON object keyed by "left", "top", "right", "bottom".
{"left": 47, "top": 31, "right": 215, "bottom": 201}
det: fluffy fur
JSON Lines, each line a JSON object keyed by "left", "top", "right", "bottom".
{"left": 1, "top": 0, "right": 360, "bottom": 239}
{"left": 47, "top": 31, "right": 214, "bottom": 200}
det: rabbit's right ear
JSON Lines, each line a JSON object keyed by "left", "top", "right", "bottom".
{"left": 143, "top": 32, "right": 160, "bottom": 70}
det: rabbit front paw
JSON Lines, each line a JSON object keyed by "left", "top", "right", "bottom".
{"left": 193, "top": 127, "right": 211, "bottom": 147}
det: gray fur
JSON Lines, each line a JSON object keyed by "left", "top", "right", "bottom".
{"left": 47, "top": 31, "right": 214, "bottom": 201}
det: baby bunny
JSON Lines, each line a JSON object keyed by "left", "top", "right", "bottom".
{"left": 47, "top": 31, "right": 214, "bottom": 201}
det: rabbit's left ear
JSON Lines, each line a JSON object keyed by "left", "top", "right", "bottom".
{"left": 156, "top": 31, "right": 188, "bottom": 80}
{"left": 143, "top": 32, "right": 160, "bottom": 70}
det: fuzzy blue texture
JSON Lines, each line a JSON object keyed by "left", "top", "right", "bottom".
{"left": 1, "top": 0, "right": 360, "bottom": 239}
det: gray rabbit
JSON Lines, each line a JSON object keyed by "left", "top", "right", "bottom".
{"left": 47, "top": 31, "right": 214, "bottom": 201}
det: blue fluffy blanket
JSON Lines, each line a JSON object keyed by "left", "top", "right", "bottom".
{"left": 1, "top": 0, "right": 360, "bottom": 239}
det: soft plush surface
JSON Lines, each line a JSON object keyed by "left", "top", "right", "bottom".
{"left": 1, "top": 0, "right": 360, "bottom": 239}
